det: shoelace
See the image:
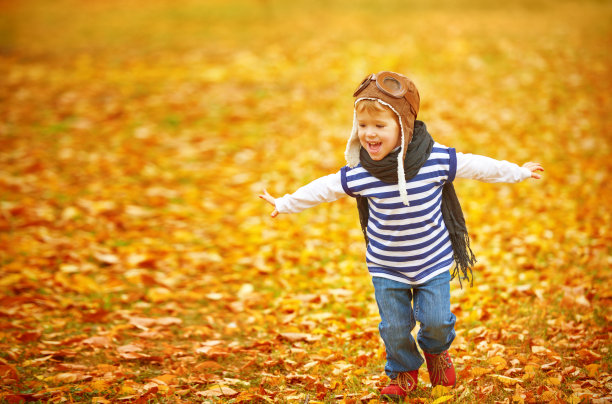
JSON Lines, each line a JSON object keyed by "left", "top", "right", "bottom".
{"left": 430, "top": 352, "right": 452, "bottom": 384}
{"left": 393, "top": 372, "right": 416, "bottom": 391}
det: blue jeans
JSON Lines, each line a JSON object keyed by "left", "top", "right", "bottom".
{"left": 372, "top": 271, "right": 456, "bottom": 378}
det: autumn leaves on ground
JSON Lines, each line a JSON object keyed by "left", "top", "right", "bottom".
{"left": 1, "top": 0, "right": 611, "bottom": 403}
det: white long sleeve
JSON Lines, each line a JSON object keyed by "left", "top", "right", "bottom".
{"left": 456, "top": 152, "right": 531, "bottom": 183}
{"left": 275, "top": 172, "right": 346, "bottom": 214}
{"left": 274, "top": 153, "right": 530, "bottom": 214}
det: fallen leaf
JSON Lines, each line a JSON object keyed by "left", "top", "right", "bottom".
{"left": 431, "top": 395, "right": 454, "bottom": 404}
{"left": 196, "top": 385, "right": 239, "bottom": 397}
{"left": 531, "top": 346, "right": 549, "bottom": 354}
{"left": 489, "top": 355, "right": 508, "bottom": 371}
{"left": 471, "top": 367, "right": 493, "bottom": 377}
{"left": 278, "top": 332, "right": 318, "bottom": 342}
{"left": 117, "top": 344, "right": 143, "bottom": 353}
{"left": 490, "top": 374, "right": 522, "bottom": 385}
{"left": 0, "top": 364, "right": 19, "bottom": 381}
{"left": 82, "top": 336, "right": 112, "bottom": 348}
{"left": 585, "top": 363, "right": 600, "bottom": 377}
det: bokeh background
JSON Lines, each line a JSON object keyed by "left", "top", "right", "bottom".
{"left": 1, "top": 0, "right": 611, "bottom": 402}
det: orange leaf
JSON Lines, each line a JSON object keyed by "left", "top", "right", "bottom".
{"left": 0, "top": 364, "right": 19, "bottom": 381}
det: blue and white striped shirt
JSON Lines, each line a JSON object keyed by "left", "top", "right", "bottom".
{"left": 274, "top": 144, "right": 532, "bottom": 285}
{"left": 340, "top": 143, "right": 456, "bottom": 284}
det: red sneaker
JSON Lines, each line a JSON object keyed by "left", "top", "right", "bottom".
{"left": 380, "top": 370, "right": 418, "bottom": 401}
{"left": 424, "top": 350, "right": 456, "bottom": 387}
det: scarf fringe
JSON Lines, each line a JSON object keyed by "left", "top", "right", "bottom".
{"left": 449, "top": 231, "right": 476, "bottom": 288}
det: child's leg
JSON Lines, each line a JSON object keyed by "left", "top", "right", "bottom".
{"left": 372, "top": 277, "right": 424, "bottom": 378}
{"left": 412, "top": 270, "right": 456, "bottom": 354}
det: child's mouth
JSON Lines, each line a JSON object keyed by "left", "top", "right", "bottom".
{"left": 368, "top": 142, "right": 382, "bottom": 154}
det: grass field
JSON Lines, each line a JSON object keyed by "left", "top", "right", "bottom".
{"left": 1, "top": 0, "right": 611, "bottom": 402}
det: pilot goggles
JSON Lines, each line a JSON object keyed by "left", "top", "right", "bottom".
{"left": 353, "top": 71, "right": 418, "bottom": 115}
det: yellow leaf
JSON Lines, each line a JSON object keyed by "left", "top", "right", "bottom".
{"left": 523, "top": 364, "right": 537, "bottom": 377}
{"left": 490, "top": 374, "right": 522, "bottom": 385}
{"left": 91, "top": 379, "right": 111, "bottom": 391}
{"left": 0, "top": 274, "right": 24, "bottom": 287}
{"left": 471, "top": 366, "right": 492, "bottom": 377}
{"left": 61, "top": 206, "right": 81, "bottom": 220}
{"left": 431, "top": 385, "right": 452, "bottom": 397}
{"left": 147, "top": 287, "right": 173, "bottom": 303}
{"left": 489, "top": 355, "right": 508, "bottom": 371}
{"left": 119, "top": 384, "right": 136, "bottom": 395}
{"left": 584, "top": 363, "right": 600, "bottom": 377}
{"left": 431, "top": 395, "right": 454, "bottom": 404}
{"left": 72, "top": 274, "right": 99, "bottom": 293}
{"left": 546, "top": 376, "right": 562, "bottom": 386}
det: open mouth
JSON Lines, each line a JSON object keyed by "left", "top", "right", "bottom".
{"left": 368, "top": 142, "right": 382, "bottom": 153}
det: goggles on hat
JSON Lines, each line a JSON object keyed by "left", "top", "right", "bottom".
{"left": 353, "top": 71, "right": 418, "bottom": 115}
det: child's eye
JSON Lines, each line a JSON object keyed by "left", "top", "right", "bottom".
{"left": 376, "top": 124, "right": 385, "bottom": 128}
{"left": 359, "top": 124, "right": 366, "bottom": 128}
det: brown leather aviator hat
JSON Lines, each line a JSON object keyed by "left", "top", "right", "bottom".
{"left": 344, "top": 71, "right": 421, "bottom": 205}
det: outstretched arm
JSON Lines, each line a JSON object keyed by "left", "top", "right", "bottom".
{"left": 258, "top": 171, "right": 346, "bottom": 218}
{"left": 456, "top": 152, "right": 544, "bottom": 183}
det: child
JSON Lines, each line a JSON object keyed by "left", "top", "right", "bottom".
{"left": 259, "top": 71, "right": 543, "bottom": 400}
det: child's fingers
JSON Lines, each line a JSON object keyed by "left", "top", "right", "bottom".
{"left": 523, "top": 162, "right": 544, "bottom": 172}
{"left": 258, "top": 189, "right": 276, "bottom": 206}
{"left": 258, "top": 190, "right": 280, "bottom": 217}
{"left": 523, "top": 162, "right": 544, "bottom": 179}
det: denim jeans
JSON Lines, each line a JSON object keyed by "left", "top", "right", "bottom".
{"left": 372, "top": 270, "right": 456, "bottom": 378}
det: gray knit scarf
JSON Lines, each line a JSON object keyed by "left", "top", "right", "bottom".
{"left": 356, "top": 120, "right": 476, "bottom": 286}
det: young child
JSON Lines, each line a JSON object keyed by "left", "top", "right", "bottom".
{"left": 259, "top": 71, "right": 543, "bottom": 400}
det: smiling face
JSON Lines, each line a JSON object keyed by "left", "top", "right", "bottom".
{"left": 356, "top": 101, "right": 401, "bottom": 161}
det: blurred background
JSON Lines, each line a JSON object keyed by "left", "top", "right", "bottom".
{"left": 0, "top": 0, "right": 611, "bottom": 401}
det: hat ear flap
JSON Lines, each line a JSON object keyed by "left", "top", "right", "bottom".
{"left": 345, "top": 110, "right": 361, "bottom": 168}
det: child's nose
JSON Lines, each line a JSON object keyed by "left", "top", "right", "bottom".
{"left": 365, "top": 127, "right": 377, "bottom": 137}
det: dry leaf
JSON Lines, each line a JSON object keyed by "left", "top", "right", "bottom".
{"left": 197, "top": 385, "right": 239, "bottom": 397}
{"left": 278, "top": 333, "right": 317, "bottom": 342}
{"left": 82, "top": 336, "right": 112, "bottom": 348}
{"left": 490, "top": 374, "right": 522, "bottom": 385}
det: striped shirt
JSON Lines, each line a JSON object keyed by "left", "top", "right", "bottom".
{"left": 340, "top": 143, "right": 456, "bottom": 284}
{"left": 274, "top": 144, "right": 532, "bottom": 285}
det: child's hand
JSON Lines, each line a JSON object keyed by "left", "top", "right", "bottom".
{"left": 522, "top": 162, "right": 544, "bottom": 179}
{"left": 259, "top": 189, "right": 280, "bottom": 218}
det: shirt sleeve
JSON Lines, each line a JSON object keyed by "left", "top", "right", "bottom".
{"left": 455, "top": 152, "right": 532, "bottom": 183}
{"left": 274, "top": 171, "right": 347, "bottom": 214}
